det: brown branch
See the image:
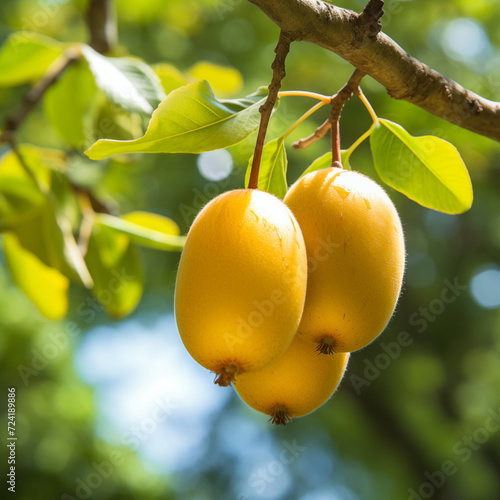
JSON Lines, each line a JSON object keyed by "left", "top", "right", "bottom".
{"left": 292, "top": 69, "right": 365, "bottom": 152}
{"left": 86, "top": 0, "right": 117, "bottom": 54}
{"left": 330, "top": 68, "right": 366, "bottom": 123}
{"left": 292, "top": 118, "right": 330, "bottom": 150}
{"left": 0, "top": 50, "right": 80, "bottom": 145}
{"left": 330, "top": 69, "right": 365, "bottom": 165}
{"left": 247, "top": 0, "right": 500, "bottom": 142}
{"left": 248, "top": 31, "right": 292, "bottom": 190}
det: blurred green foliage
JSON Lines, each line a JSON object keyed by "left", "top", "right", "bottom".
{"left": 1, "top": 1, "right": 500, "bottom": 499}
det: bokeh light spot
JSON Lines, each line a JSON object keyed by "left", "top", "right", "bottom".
{"left": 441, "top": 18, "right": 490, "bottom": 62}
{"left": 197, "top": 149, "right": 233, "bottom": 181}
{"left": 470, "top": 265, "right": 500, "bottom": 309}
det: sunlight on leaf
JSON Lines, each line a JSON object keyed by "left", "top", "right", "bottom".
{"left": 81, "top": 45, "right": 166, "bottom": 115}
{"left": 188, "top": 61, "right": 243, "bottom": 96}
{"left": 0, "top": 145, "right": 67, "bottom": 230}
{"left": 85, "top": 81, "right": 267, "bottom": 159}
{"left": 95, "top": 212, "right": 185, "bottom": 251}
{"left": 4, "top": 233, "right": 69, "bottom": 319}
{"left": 370, "top": 119, "right": 473, "bottom": 214}
{"left": 44, "top": 60, "right": 98, "bottom": 148}
{"left": 12, "top": 199, "right": 92, "bottom": 287}
{"left": 0, "top": 32, "right": 65, "bottom": 86}
{"left": 153, "top": 63, "right": 187, "bottom": 94}
{"left": 85, "top": 224, "right": 143, "bottom": 318}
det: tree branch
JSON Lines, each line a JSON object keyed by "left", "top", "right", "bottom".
{"left": 86, "top": 0, "right": 116, "bottom": 54}
{"left": 293, "top": 69, "right": 364, "bottom": 153}
{"left": 0, "top": 50, "right": 80, "bottom": 145}
{"left": 247, "top": 0, "right": 500, "bottom": 142}
{"left": 248, "top": 31, "right": 292, "bottom": 189}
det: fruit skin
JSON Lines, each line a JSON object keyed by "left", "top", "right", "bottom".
{"left": 234, "top": 333, "right": 349, "bottom": 424}
{"left": 284, "top": 167, "right": 405, "bottom": 353}
{"left": 175, "top": 189, "right": 307, "bottom": 385}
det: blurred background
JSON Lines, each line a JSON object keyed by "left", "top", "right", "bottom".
{"left": 1, "top": 0, "right": 500, "bottom": 499}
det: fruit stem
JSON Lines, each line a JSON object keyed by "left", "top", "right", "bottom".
{"left": 357, "top": 87, "right": 379, "bottom": 125}
{"left": 291, "top": 68, "right": 365, "bottom": 154}
{"left": 316, "top": 338, "right": 337, "bottom": 355}
{"left": 248, "top": 31, "right": 293, "bottom": 190}
{"left": 278, "top": 90, "right": 331, "bottom": 103}
{"left": 270, "top": 406, "right": 292, "bottom": 425}
{"left": 328, "top": 68, "right": 365, "bottom": 169}
{"left": 282, "top": 100, "right": 329, "bottom": 140}
{"left": 342, "top": 89, "right": 379, "bottom": 167}
{"left": 214, "top": 364, "right": 239, "bottom": 387}
{"left": 331, "top": 120, "right": 342, "bottom": 168}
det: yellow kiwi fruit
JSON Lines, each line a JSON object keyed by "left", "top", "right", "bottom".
{"left": 234, "top": 333, "right": 349, "bottom": 424}
{"left": 175, "top": 189, "right": 307, "bottom": 386}
{"left": 284, "top": 167, "right": 405, "bottom": 353}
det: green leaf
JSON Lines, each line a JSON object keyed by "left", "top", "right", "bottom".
{"left": 299, "top": 150, "right": 350, "bottom": 178}
{"left": 84, "top": 81, "right": 268, "bottom": 160}
{"left": 188, "top": 61, "right": 243, "bottom": 96}
{"left": 12, "top": 199, "right": 92, "bottom": 287}
{"left": 81, "top": 45, "right": 166, "bottom": 115}
{"left": 4, "top": 233, "right": 69, "bottom": 319}
{"left": 0, "top": 32, "right": 65, "bottom": 86}
{"left": 0, "top": 152, "right": 45, "bottom": 230}
{"left": 18, "top": 145, "right": 67, "bottom": 178}
{"left": 44, "top": 60, "right": 98, "bottom": 147}
{"left": 370, "top": 119, "right": 473, "bottom": 214}
{"left": 94, "top": 101, "right": 144, "bottom": 141}
{"left": 85, "top": 224, "right": 143, "bottom": 318}
{"left": 0, "top": 145, "right": 66, "bottom": 230}
{"left": 121, "top": 211, "right": 180, "bottom": 236}
{"left": 153, "top": 63, "right": 187, "bottom": 94}
{"left": 245, "top": 137, "right": 288, "bottom": 199}
{"left": 94, "top": 212, "right": 185, "bottom": 251}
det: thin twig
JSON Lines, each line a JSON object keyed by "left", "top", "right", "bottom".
{"left": 248, "top": 31, "right": 293, "bottom": 190}
{"left": 329, "top": 68, "right": 366, "bottom": 124}
{"left": 292, "top": 69, "right": 365, "bottom": 151}
{"left": 292, "top": 118, "right": 331, "bottom": 150}
{"left": 329, "top": 69, "right": 365, "bottom": 167}
{"left": 0, "top": 49, "right": 80, "bottom": 145}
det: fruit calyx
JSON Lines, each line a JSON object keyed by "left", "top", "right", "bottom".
{"left": 270, "top": 406, "right": 292, "bottom": 426}
{"left": 214, "top": 364, "right": 239, "bottom": 387}
{"left": 316, "top": 337, "right": 336, "bottom": 355}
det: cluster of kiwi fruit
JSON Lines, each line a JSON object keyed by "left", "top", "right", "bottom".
{"left": 175, "top": 167, "right": 405, "bottom": 425}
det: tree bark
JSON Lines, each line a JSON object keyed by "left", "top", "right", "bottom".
{"left": 86, "top": 0, "right": 116, "bottom": 54}
{"left": 247, "top": 0, "right": 500, "bottom": 142}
